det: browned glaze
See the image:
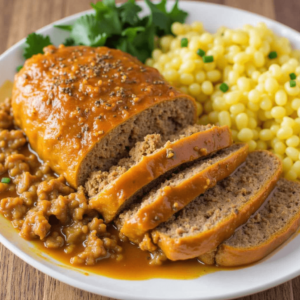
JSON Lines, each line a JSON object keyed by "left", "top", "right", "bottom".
{"left": 90, "top": 125, "right": 232, "bottom": 222}
{"left": 153, "top": 152, "right": 283, "bottom": 261}
{"left": 121, "top": 144, "right": 248, "bottom": 243}
{"left": 12, "top": 45, "right": 195, "bottom": 188}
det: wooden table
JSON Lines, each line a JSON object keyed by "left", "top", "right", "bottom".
{"left": 1, "top": 0, "right": 300, "bottom": 299}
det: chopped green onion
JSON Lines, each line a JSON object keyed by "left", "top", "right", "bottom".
{"left": 181, "top": 38, "right": 188, "bottom": 47}
{"left": 290, "top": 73, "right": 297, "bottom": 80}
{"left": 196, "top": 48, "right": 205, "bottom": 57}
{"left": 203, "top": 55, "right": 214, "bottom": 63}
{"left": 220, "top": 83, "right": 229, "bottom": 93}
{"left": 290, "top": 80, "right": 296, "bottom": 88}
{"left": 268, "top": 51, "right": 277, "bottom": 59}
{"left": 1, "top": 177, "right": 11, "bottom": 184}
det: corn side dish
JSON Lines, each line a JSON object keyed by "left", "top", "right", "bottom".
{"left": 146, "top": 21, "right": 300, "bottom": 181}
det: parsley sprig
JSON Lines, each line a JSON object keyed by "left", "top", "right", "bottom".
{"left": 18, "top": 0, "right": 188, "bottom": 71}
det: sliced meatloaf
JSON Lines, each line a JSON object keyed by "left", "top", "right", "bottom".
{"left": 87, "top": 124, "right": 232, "bottom": 222}
{"left": 118, "top": 143, "right": 248, "bottom": 243}
{"left": 12, "top": 45, "right": 197, "bottom": 188}
{"left": 151, "top": 151, "right": 282, "bottom": 261}
{"left": 199, "top": 179, "right": 300, "bottom": 267}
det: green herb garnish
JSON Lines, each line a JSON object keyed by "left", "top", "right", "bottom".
{"left": 196, "top": 48, "right": 205, "bottom": 57}
{"left": 290, "top": 73, "right": 297, "bottom": 80}
{"left": 21, "top": 0, "right": 188, "bottom": 64}
{"left": 220, "top": 83, "right": 229, "bottom": 93}
{"left": 268, "top": 51, "right": 277, "bottom": 59}
{"left": 1, "top": 177, "right": 11, "bottom": 184}
{"left": 181, "top": 38, "right": 188, "bottom": 47}
{"left": 290, "top": 80, "right": 296, "bottom": 88}
{"left": 203, "top": 55, "right": 214, "bottom": 63}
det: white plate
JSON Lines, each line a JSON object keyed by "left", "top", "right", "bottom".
{"left": 1, "top": 2, "right": 300, "bottom": 299}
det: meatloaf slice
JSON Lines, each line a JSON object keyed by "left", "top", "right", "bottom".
{"left": 118, "top": 143, "right": 248, "bottom": 243}
{"left": 12, "top": 45, "right": 197, "bottom": 188}
{"left": 87, "top": 124, "right": 232, "bottom": 222}
{"left": 199, "top": 179, "right": 300, "bottom": 267}
{"left": 151, "top": 151, "right": 282, "bottom": 261}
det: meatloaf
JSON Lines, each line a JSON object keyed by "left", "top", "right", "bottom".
{"left": 152, "top": 151, "right": 282, "bottom": 261}
{"left": 199, "top": 179, "right": 300, "bottom": 267}
{"left": 86, "top": 124, "right": 232, "bottom": 222}
{"left": 12, "top": 45, "right": 196, "bottom": 188}
{"left": 118, "top": 143, "right": 248, "bottom": 243}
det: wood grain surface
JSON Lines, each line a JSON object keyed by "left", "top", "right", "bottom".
{"left": 1, "top": 0, "right": 300, "bottom": 299}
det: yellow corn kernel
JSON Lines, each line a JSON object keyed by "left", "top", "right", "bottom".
{"left": 237, "top": 128, "right": 253, "bottom": 142}
{"left": 213, "top": 97, "right": 227, "bottom": 111}
{"left": 275, "top": 90, "right": 287, "bottom": 106}
{"left": 247, "top": 140, "right": 257, "bottom": 151}
{"left": 286, "top": 147, "right": 300, "bottom": 161}
{"left": 207, "top": 70, "right": 221, "bottom": 82}
{"left": 196, "top": 102, "right": 203, "bottom": 116}
{"left": 197, "top": 115, "right": 209, "bottom": 125}
{"left": 170, "top": 57, "right": 182, "bottom": 69}
{"left": 248, "top": 101, "right": 260, "bottom": 112}
{"left": 189, "top": 83, "right": 201, "bottom": 96}
{"left": 252, "top": 129, "right": 259, "bottom": 140}
{"left": 277, "top": 127, "right": 293, "bottom": 139}
{"left": 270, "top": 124, "right": 280, "bottom": 134}
{"left": 259, "top": 129, "right": 274, "bottom": 141}
{"left": 271, "top": 106, "right": 286, "bottom": 119}
{"left": 291, "top": 98, "right": 300, "bottom": 110}
{"left": 202, "top": 81, "right": 214, "bottom": 95}
{"left": 248, "top": 117, "right": 257, "bottom": 129}
{"left": 208, "top": 111, "right": 219, "bottom": 123}
{"left": 260, "top": 96, "right": 272, "bottom": 111}
{"left": 231, "top": 129, "right": 238, "bottom": 141}
{"left": 248, "top": 89, "right": 261, "bottom": 103}
{"left": 254, "top": 51, "right": 265, "bottom": 68}
{"left": 237, "top": 77, "right": 250, "bottom": 92}
{"left": 163, "top": 69, "right": 179, "bottom": 82}
{"left": 171, "top": 22, "right": 184, "bottom": 36}
{"left": 269, "top": 64, "right": 282, "bottom": 79}
{"left": 232, "top": 31, "right": 248, "bottom": 44}
{"left": 180, "top": 73, "right": 194, "bottom": 85}
{"left": 235, "top": 113, "right": 249, "bottom": 130}
{"left": 230, "top": 103, "right": 245, "bottom": 115}
{"left": 179, "top": 61, "right": 195, "bottom": 73}
{"left": 283, "top": 157, "right": 293, "bottom": 172}
{"left": 291, "top": 161, "right": 300, "bottom": 176}
{"left": 286, "top": 135, "right": 300, "bottom": 147}
{"left": 195, "top": 71, "right": 206, "bottom": 83}
{"left": 256, "top": 140, "right": 267, "bottom": 150}
{"left": 274, "top": 141, "right": 286, "bottom": 155}
{"left": 224, "top": 91, "right": 241, "bottom": 105}
{"left": 218, "top": 111, "right": 231, "bottom": 127}
{"left": 264, "top": 78, "right": 279, "bottom": 94}
{"left": 204, "top": 101, "right": 213, "bottom": 114}
{"left": 285, "top": 170, "right": 297, "bottom": 180}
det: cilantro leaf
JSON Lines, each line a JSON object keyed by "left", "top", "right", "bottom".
{"left": 144, "top": 0, "right": 170, "bottom": 35}
{"left": 169, "top": 0, "right": 188, "bottom": 23}
{"left": 16, "top": 65, "right": 23, "bottom": 72}
{"left": 121, "top": 26, "right": 145, "bottom": 42}
{"left": 91, "top": 1, "right": 122, "bottom": 35}
{"left": 70, "top": 15, "right": 108, "bottom": 47}
{"left": 23, "top": 33, "right": 52, "bottom": 59}
{"left": 54, "top": 24, "right": 72, "bottom": 31}
{"left": 118, "top": 0, "right": 142, "bottom": 26}
{"left": 63, "top": 37, "right": 75, "bottom": 46}
{"left": 144, "top": 0, "right": 188, "bottom": 36}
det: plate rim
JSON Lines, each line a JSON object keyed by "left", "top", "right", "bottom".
{"left": 1, "top": 2, "right": 300, "bottom": 299}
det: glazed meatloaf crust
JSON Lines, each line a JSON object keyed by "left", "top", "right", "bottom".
{"left": 199, "top": 179, "right": 300, "bottom": 267}
{"left": 152, "top": 151, "right": 282, "bottom": 261}
{"left": 86, "top": 124, "right": 232, "bottom": 222}
{"left": 118, "top": 143, "right": 248, "bottom": 243}
{"left": 12, "top": 45, "right": 196, "bottom": 188}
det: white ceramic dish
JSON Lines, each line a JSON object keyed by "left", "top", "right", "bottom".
{"left": 1, "top": 2, "right": 300, "bottom": 299}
